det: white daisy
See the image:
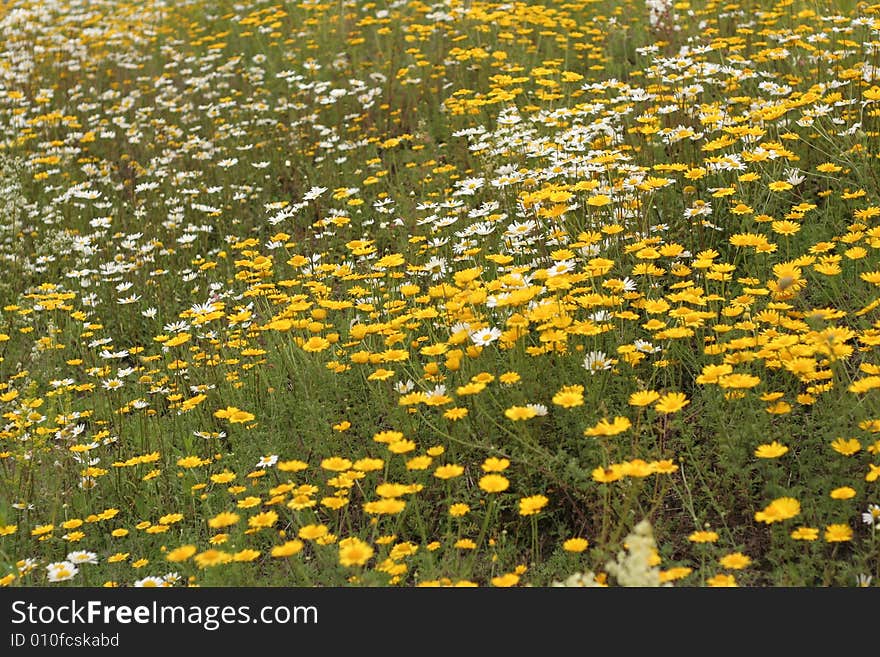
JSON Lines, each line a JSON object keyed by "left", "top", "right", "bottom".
{"left": 46, "top": 561, "right": 79, "bottom": 583}
{"left": 469, "top": 327, "right": 502, "bottom": 346}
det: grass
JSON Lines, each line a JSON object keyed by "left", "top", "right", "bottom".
{"left": 0, "top": 0, "right": 879, "bottom": 588}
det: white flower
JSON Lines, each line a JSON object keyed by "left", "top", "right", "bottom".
{"left": 66, "top": 550, "right": 98, "bottom": 564}
{"left": 423, "top": 256, "right": 448, "bottom": 280}
{"left": 134, "top": 576, "right": 168, "bottom": 587}
{"left": 785, "top": 168, "right": 806, "bottom": 186}
{"left": 46, "top": 561, "right": 79, "bottom": 583}
{"left": 448, "top": 322, "right": 471, "bottom": 338}
{"left": 526, "top": 403, "right": 548, "bottom": 416}
{"left": 546, "top": 260, "right": 575, "bottom": 277}
{"left": 394, "top": 379, "right": 415, "bottom": 394}
{"left": 583, "top": 351, "right": 613, "bottom": 373}
{"left": 633, "top": 339, "right": 661, "bottom": 354}
{"left": 453, "top": 176, "right": 485, "bottom": 196}
{"left": 862, "top": 504, "right": 880, "bottom": 526}
{"left": 256, "top": 454, "right": 279, "bottom": 469}
{"left": 469, "top": 327, "right": 502, "bottom": 346}
{"left": 303, "top": 186, "right": 328, "bottom": 201}
{"left": 163, "top": 321, "right": 189, "bottom": 333}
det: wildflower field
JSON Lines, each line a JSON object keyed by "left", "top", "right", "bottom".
{"left": 0, "top": 0, "right": 879, "bottom": 588}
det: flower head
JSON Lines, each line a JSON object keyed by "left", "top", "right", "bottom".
{"left": 755, "top": 497, "right": 800, "bottom": 524}
{"left": 46, "top": 561, "right": 79, "bottom": 583}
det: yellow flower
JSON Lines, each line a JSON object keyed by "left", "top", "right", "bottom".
{"left": 584, "top": 416, "right": 631, "bottom": 437}
{"left": 771, "top": 220, "right": 800, "bottom": 236}
{"left": 830, "top": 438, "right": 861, "bottom": 456}
{"left": 363, "top": 498, "right": 406, "bottom": 515}
{"left": 790, "top": 526, "right": 819, "bottom": 541}
{"left": 659, "top": 567, "right": 692, "bottom": 583}
{"left": 824, "top": 524, "right": 853, "bottom": 542}
{"left": 166, "top": 545, "right": 197, "bottom": 562}
{"left": 719, "top": 552, "right": 751, "bottom": 570}
{"left": 405, "top": 455, "right": 433, "bottom": 470}
{"left": 338, "top": 537, "right": 374, "bottom": 567}
{"left": 210, "top": 471, "right": 236, "bottom": 484}
{"left": 277, "top": 459, "right": 309, "bottom": 472}
{"left": 434, "top": 464, "right": 464, "bottom": 479}
{"left": 552, "top": 385, "right": 584, "bottom": 408}
{"left": 449, "top": 503, "right": 470, "bottom": 517}
{"left": 207, "top": 511, "right": 240, "bottom": 529}
{"left": 707, "top": 574, "right": 738, "bottom": 587}
{"left": 271, "top": 540, "right": 304, "bottom": 557}
{"left": 562, "top": 538, "right": 589, "bottom": 553}
{"left": 491, "top": 573, "right": 520, "bottom": 587}
{"left": 718, "top": 373, "right": 761, "bottom": 389}
{"left": 829, "top": 487, "right": 856, "bottom": 500}
{"left": 320, "top": 497, "right": 347, "bottom": 510}
{"left": 499, "top": 371, "right": 521, "bottom": 385}
{"left": 504, "top": 405, "right": 538, "bottom": 421}
{"left": 159, "top": 513, "right": 183, "bottom": 525}
{"left": 298, "top": 524, "right": 329, "bottom": 540}
{"left": 687, "top": 530, "right": 719, "bottom": 544}
{"left": 654, "top": 392, "right": 689, "bottom": 414}
{"left": 352, "top": 458, "right": 384, "bottom": 472}
{"left": 301, "top": 336, "right": 330, "bottom": 352}
{"left": 213, "top": 406, "right": 255, "bottom": 423}
{"left": 247, "top": 511, "right": 279, "bottom": 529}
{"left": 478, "top": 474, "right": 510, "bottom": 493}
{"left": 592, "top": 465, "right": 624, "bottom": 483}
{"left": 586, "top": 194, "right": 612, "bottom": 207}
{"left": 387, "top": 439, "right": 416, "bottom": 454}
{"left": 754, "top": 441, "right": 789, "bottom": 458}
{"left": 481, "top": 457, "right": 510, "bottom": 472}
{"left": 373, "top": 430, "right": 403, "bottom": 444}
{"left": 755, "top": 497, "right": 800, "bottom": 524}
{"left": 233, "top": 549, "right": 261, "bottom": 562}
{"left": 194, "top": 549, "right": 232, "bottom": 569}
{"left": 443, "top": 407, "right": 469, "bottom": 420}
{"left": 621, "top": 459, "right": 653, "bottom": 478}
{"left": 518, "top": 494, "right": 549, "bottom": 516}
{"left": 629, "top": 390, "right": 660, "bottom": 406}
{"left": 176, "top": 455, "right": 206, "bottom": 468}
{"left": 320, "top": 457, "right": 352, "bottom": 471}
{"left": 649, "top": 459, "right": 679, "bottom": 474}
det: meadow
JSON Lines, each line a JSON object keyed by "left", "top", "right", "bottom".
{"left": 0, "top": 0, "right": 879, "bottom": 587}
